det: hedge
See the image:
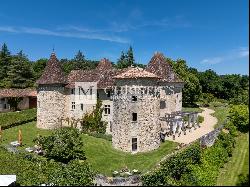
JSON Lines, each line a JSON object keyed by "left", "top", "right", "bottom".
{"left": 142, "top": 131, "right": 236, "bottom": 186}
{"left": 0, "top": 109, "right": 36, "bottom": 130}
{"left": 0, "top": 147, "right": 95, "bottom": 186}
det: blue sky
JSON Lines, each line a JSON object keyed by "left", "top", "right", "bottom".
{"left": 0, "top": 0, "right": 248, "bottom": 75}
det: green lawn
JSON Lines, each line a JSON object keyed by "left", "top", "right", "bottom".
{"left": 0, "top": 121, "right": 52, "bottom": 149}
{"left": 216, "top": 133, "right": 249, "bottom": 186}
{"left": 82, "top": 134, "right": 178, "bottom": 175}
{"left": 1, "top": 121, "right": 178, "bottom": 176}
{"left": 210, "top": 105, "right": 230, "bottom": 128}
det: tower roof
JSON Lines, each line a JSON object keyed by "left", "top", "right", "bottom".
{"left": 36, "top": 53, "right": 66, "bottom": 85}
{"left": 96, "top": 58, "right": 113, "bottom": 72}
{"left": 146, "top": 52, "right": 183, "bottom": 83}
{"left": 113, "top": 66, "right": 159, "bottom": 79}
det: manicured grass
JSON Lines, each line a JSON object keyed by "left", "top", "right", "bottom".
{"left": 182, "top": 107, "right": 203, "bottom": 113}
{"left": 216, "top": 133, "right": 249, "bottom": 186}
{"left": 82, "top": 134, "right": 178, "bottom": 176}
{"left": 210, "top": 105, "right": 230, "bottom": 128}
{"left": 1, "top": 122, "right": 178, "bottom": 176}
{"left": 0, "top": 121, "right": 52, "bottom": 149}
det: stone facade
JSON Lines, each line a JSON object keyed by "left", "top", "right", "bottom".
{"left": 36, "top": 52, "right": 184, "bottom": 153}
{"left": 37, "top": 85, "right": 66, "bottom": 129}
{"left": 112, "top": 79, "right": 162, "bottom": 152}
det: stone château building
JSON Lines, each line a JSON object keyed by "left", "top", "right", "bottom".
{"left": 36, "top": 52, "right": 184, "bottom": 153}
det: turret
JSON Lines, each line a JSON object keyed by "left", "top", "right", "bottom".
{"left": 112, "top": 67, "right": 161, "bottom": 152}
{"left": 36, "top": 52, "right": 66, "bottom": 129}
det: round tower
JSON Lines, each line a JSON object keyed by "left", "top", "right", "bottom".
{"left": 112, "top": 67, "right": 161, "bottom": 153}
{"left": 36, "top": 52, "right": 66, "bottom": 129}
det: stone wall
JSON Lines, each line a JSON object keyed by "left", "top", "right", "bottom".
{"left": 159, "top": 83, "right": 183, "bottom": 117}
{"left": 112, "top": 78, "right": 161, "bottom": 152}
{"left": 37, "top": 85, "right": 66, "bottom": 129}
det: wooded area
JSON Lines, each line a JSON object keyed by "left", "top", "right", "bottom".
{"left": 0, "top": 43, "right": 248, "bottom": 106}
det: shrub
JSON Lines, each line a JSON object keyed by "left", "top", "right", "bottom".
{"left": 35, "top": 127, "right": 86, "bottom": 163}
{"left": 198, "top": 115, "right": 204, "bottom": 124}
{"left": 228, "top": 105, "right": 249, "bottom": 133}
{"left": 0, "top": 147, "right": 95, "bottom": 186}
{"left": 81, "top": 99, "right": 107, "bottom": 134}
{"left": 236, "top": 173, "right": 249, "bottom": 186}
{"left": 0, "top": 109, "right": 36, "bottom": 129}
{"left": 199, "top": 93, "right": 215, "bottom": 107}
{"left": 142, "top": 132, "right": 235, "bottom": 186}
{"left": 47, "top": 159, "right": 95, "bottom": 186}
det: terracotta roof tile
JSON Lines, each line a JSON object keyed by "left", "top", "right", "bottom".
{"left": 113, "top": 66, "right": 159, "bottom": 79}
{"left": 36, "top": 53, "right": 66, "bottom": 85}
{"left": 0, "top": 88, "right": 37, "bottom": 97}
{"left": 146, "top": 52, "right": 183, "bottom": 83}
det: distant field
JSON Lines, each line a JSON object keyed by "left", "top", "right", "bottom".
{"left": 1, "top": 121, "right": 178, "bottom": 176}
{"left": 216, "top": 133, "right": 249, "bottom": 186}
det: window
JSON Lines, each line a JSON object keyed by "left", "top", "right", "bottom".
{"left": 132, "top": 96, "right": 137, "bottom": 102}
{"left": 71, "top": 88, "right": 75, "bottom": 95}
{"left": 72, "top": 102, "right": 75, "bottom": 110}
{"left": 104, "top": 105, "right": 110, "bottom": 115}
{"left": 81, "top": 103, "right": 84, "bottom": 111}
{"left": 132, "top": 113, "right": 137, "bottom": 121}
{"left": 132, "top": 138, "right": 137, "bottom": 151}
{"left": 160, "top": 100, "right": 166, "bottom": 109}
{"left": 107, "top": 91, "right": 111, "bottom": 98}
{"left": 110, "top": 123, "right": 112, "bottom": 132}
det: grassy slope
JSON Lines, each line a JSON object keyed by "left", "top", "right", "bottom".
{"left": 1, "top": 121, "right": 178, "bottom": 176}
{"left": 210, "top": 105, "right": 230, "bottom": 128}
{"left": 0, "top": 121, "right": 52, "bottom": 149}
{"left": 82, "top": 134, "right": 177, "bottom": 175}
{"left": 216, "top": 133, "right": 249, "bottom": 186}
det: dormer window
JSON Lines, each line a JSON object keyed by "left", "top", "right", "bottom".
{"left": 132, "top": 96, "right": 137, "bottom": 102}
{"left": 71, "top": 88, "right": 75, "bottom": 95}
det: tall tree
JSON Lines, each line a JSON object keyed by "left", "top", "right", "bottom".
{"left": 5, "top": 51, "right": 34, "bottom": 88}
{"left": 32, "top": 58, "right": 48, "bottom": 79}
{"left": 116, "top": 51, "right": 128, "bottom": 69}
{"left": 0, "top": 43, "right": 11, "bottom": 87}
{"left": 171, "top": 59, "right": 202, "bottom": 106}
{"left": 73, "top": 50, "right": 86, "bottom": 70}
{"left": 127, "top": 46, "right": 135, "bottom": 66}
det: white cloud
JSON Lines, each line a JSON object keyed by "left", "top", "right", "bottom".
{"left": 201, "top": 57, "right": 224, "bottom": 65}
{"left": 0, "top": 26, "right": 130, "bottom": 44}
{"left": 200, "top": 47, "right": 249, "bottom": 65}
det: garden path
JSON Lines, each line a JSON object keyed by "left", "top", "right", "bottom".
{"left": 165, "top": 107, "right": 218, "bottom": 144}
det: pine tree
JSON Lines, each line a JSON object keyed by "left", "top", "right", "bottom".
{"left": 0, "top": 43, "right": 11, "bottom": 87}
{"left": 117, "top": 51, "right": 128, "bottom": 69}
{"left": 127, "top": 46, "right": 135, "bottom": 66}
{"left": 73, "top": 50, "right": 86, "bottom": 70}
{"left": 6, "top": 51, "right": 34, "bottom": 88}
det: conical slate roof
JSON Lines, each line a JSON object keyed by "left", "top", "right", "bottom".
{"left": 113, "top": 66, "right": 159, "bottom": 79}
{"left": 146, "top": 52, "right": 183, "bottom": 83}
{"left": 36, "top": 53, "right": 66, "bottom": 85}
